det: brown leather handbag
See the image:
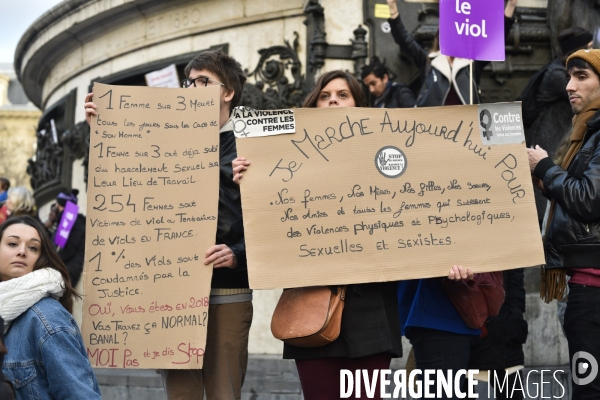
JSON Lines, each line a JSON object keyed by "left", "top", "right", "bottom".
{"left": 271, "top": 286, "right": 347, "bottom": 348}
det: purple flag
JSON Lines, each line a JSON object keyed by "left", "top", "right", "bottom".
{"left": 439, "top": 0, "right": 505, "bottom": 61}
{"left": 54, "top": 201, "right": 79, "bottom": 248}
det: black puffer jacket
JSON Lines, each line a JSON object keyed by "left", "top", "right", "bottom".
{"left": 534, "top": 110, "right": 600, "bottom": 269}
{"left": 388, "top": 15, "right": 513, "bottom": 107}
{"left": 56, "top": 213, "right": 86, "bottom": 286}
{"left": 213, "top": 129, "right": 248, "bottom": 288}
{"left": 373, "top": 81, "right": 416, "bottom": 108}
{"left": 527, "top": 59, "right": 573, "bottom": 158}
{"left": 526, "top": 59, "right": 574, "bottom": 226}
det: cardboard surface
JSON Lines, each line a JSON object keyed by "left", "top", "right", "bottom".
{"left": 235, "top": 104, "right": 545, "bottom": 289}
{"left": 83, "top": 83, "right": 220, "bottom": 369}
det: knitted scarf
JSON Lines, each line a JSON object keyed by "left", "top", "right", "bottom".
{"left": 0, "top": 268, "right": 65, "bottom": 333}
{"left": 541, "top": 96, "right": 600, "bottom": 302}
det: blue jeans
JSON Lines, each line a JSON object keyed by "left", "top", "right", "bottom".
{"left": 565, "top": 284, "right": 600, "bottom": 399}
{"left": 407, "top": 327, "right": 478, "bottom": 400}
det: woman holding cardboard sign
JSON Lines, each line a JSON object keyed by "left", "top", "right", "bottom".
{"left": 233, "top": 70, "right": 403, "bottom": 400}
{"left": 0, "top": 216, "right": 101, "bottom": 399}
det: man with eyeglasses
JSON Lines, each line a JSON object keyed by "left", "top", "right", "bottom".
{"left": 84, "top": 49, "right": 252, "bottom": 400}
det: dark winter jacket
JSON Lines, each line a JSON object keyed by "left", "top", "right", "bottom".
{"left": 526, "top": 59, "right": 573, "bottom": 157}
{"left": 534, "top": 110, "right": 600, "bottom": 270}
{"left": 525, "top": 59, "right": 574, "bottom": 226}
{"left": 374, "top": 81, "right": 416, "bottom": 108}
{"left": 56, "top": 213, "right": 86, "bottom": 286}
{"left": 213, "top": 128, "right": 248, "bottom": 289}
{"left": 469, "top": 269, "right": 527, "bottom": 370}
{"left": 283, "top": 282, "right": 402, "bottom": 359}
{"left": 388, "top": 15, "right": 514, "bottom": 107}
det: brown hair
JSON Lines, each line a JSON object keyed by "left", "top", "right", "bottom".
{"left": 0, "top": 216, "right": 79, "bottom": 312}
{"left": 302, "top": 70, "right": 368, "bottom": 108}
{"left": 184, "top": 49, "right": 247, "bottom": 114}
{"left": 361, "top": 62, "right": 389, "bottom": 80}
{"left": 0, "top": 178, "right": 9, "bottom": 192}
{"left": 554, "top": 130, "right": 573, "bottom": 165}
{"left": 566, "top": 56, "right": 600, "bottom": 80}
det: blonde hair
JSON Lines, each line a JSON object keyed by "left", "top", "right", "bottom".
{"left": 7, "top": 187, "right": 36, "bottom": 216}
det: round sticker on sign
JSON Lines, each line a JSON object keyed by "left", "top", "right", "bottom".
{"left": 381, "top": 22, "right": 391, "bottom": 33}
{"left": 375, "top": 146, "right": 407, "bottom": 178}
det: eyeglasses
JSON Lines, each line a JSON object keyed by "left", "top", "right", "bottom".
{"left": 182, "top": 76, "right": 225, "bottom": 88}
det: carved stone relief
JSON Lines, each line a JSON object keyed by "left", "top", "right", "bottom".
{"left": 241, "top": 0, "right": 369, "bottom": 110}
{"left": 27, "top": 90, "right": 77, "bottom": 205}
{"left": 242, "top": 33, "right": 307, "bottom": 109}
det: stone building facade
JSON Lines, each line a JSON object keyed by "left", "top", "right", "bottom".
{"left": 0, "top": 64, "right": 40, "bottom": 190}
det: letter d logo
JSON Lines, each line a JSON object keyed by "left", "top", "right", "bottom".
{"left": 572, "top": 351, "right": 598, "bottom": 386}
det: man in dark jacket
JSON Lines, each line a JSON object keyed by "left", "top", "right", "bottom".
{"left": 528, "top": 49, "right": 600, "bottom": 398}
{"left": 361, "top": 62, "right": 415, "bottom": 108}
{"left": 49, "top": 190, "right": 86, "bottom": 286}
{"left": 85, "top": 49, "right": 252, "bottom": 400}
{"left": 521, "top": 27, "right": 593, "bottom": 226}
{"left": 161, "top": 50, "right": 252, "bottom": 400}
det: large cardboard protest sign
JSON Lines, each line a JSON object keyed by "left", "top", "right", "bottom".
{"left": 234, "top": 104, "right": 544, "bottom": 289}
{"left": 439, "top": 0, "right": 506, "bottom": 61}
{"left": 83, "top": 83, "right": 220, "bottom": 369}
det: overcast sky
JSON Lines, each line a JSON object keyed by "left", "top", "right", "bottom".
{"left": 0, "top": 0, "right": 63, "bottom": 64}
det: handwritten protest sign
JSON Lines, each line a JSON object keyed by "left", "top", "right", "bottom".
{"left": 82, "top": 83, "right": 220, "bottom": 369}
{"left": 234, "top": 104, "right": 544, "bottom": 289}
{"left": 439, "top": 0, "right": 505, "bottom": 61}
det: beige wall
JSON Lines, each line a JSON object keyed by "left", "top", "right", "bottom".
{"left": 0, "top": 74, "right": 40, "bottom": 189}
{"left": 0, "top": 75, "right": 9, "bottom": 107}
{"left": 0, "top": 110, "right": 39, "bottom": 189}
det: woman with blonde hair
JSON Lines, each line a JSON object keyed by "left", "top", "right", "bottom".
{"left": 5, "top": 187, "right": 37, "bottom": 218}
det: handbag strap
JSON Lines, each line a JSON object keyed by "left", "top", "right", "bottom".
{"left": 339, "top": 286, "right": 347, "bottom": 300}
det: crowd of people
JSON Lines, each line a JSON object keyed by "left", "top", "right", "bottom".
{"left": 1, "top": 0, "right": 599, "bottom": 398}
